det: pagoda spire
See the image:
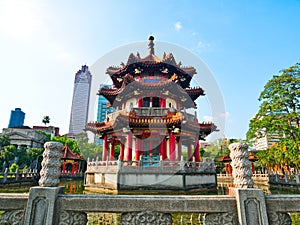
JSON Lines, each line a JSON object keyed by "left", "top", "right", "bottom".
{"left": 148, "top": 36, "right": 155, "bottom": 55}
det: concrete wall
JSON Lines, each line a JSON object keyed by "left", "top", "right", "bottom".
{"left": 88, "top": 171, "right": 216, "bottom": 191}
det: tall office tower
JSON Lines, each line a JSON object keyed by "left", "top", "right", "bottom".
{"left": 69, "top": 65, "right": 92, "bottom": 135}
{"left": 95, "top": 84, "right": 115, "bottom": 145}
{"left": 8, "top": 108, "right": 25, "bottom": 128}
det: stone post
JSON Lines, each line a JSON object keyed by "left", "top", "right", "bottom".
{"left": 229, "top": 142, "right": 253, "bottom": 188}
{"left": 23, "top": 142, "right": 87, "bottom": 225}
{"left": 284, "top": 172, "right": 288, "bottom": 183}
{"left": 23, "top": 142, "right": 64, "bottom": 225}
{"left": 39, "top": 142, "right": 63, "bottom": 187}
{"left": 228, "top": 142, "right": 270, "bottom": 225}
{"left": 3, "top": 168, "right": 8, "bottom": 183}
{"left": 296, "top": 170, "right": 300, "bottom": 184}
{"left": 15, "top": 168, "right": 19, "bottom": 181}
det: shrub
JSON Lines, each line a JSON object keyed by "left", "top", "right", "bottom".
{"left": 10, "top": 163, "right": 19, "bottom": 173}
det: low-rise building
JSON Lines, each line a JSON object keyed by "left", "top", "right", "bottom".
{"left": 1, "top": 126, "right": 46, "bottom": 149}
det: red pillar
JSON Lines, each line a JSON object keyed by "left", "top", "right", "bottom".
{"left": 102, "top": 135, "right": 108, "bottom": 161}
{"left": 160, "top": 137, "right": 167, "bottom": 160}
{"left": 194, "top": 137, "right": 200, "bottom": 162}
{"left": 225, "top": 163, "right": 229, "bottom": 174}
{"left": 138, "top": 98, "right": 142, "bottom": 107}
{"left": 188, "top": 143, "right": 193, "bottom": 162}
{"left": 75, "top": 162, "right": 79, "bottom": 174}
{"left": 160, "top": 98, "right": 166, "bottom": 108}
{"left": 62, "top": 160, "right": 67, "bottom": 173}
{"left": 252, "top": 162, "right": 255, "bottom": 173}
{"left": 71, "top": 163, "right": 75, "bottom": 175}
{"left": 149, "top": 139, "right": 153, "bottom": 155}
{"left": 119, "top": 141, "right": 125, "bottom": 161}
{"left": 169, "top": 131, "right": 176, "bottom": 161}
{"left": 126, "top": 133, "right": 133, "bottom": 161}
{"left": 135, "top": 138, "right": 141, "bottom": 162}
{"left": 178, "top": 137, "right": 182, "bottom": 161}
{"left": 109, "top": 141, "right": 115, "bottom": 161}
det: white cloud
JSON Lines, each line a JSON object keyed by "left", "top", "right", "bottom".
{"left": 174, "top": 21, "right": 182, "bottom": 31}
{"left": 197, "top": 41, "right": 211, "bottom": 49}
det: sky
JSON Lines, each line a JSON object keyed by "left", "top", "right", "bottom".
{"left": 0, "top": 0, "right": 300, "bottom": 141}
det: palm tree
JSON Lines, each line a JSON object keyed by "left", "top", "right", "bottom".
{"left": 42, "top": 116, "right": 50, "bottom": 126}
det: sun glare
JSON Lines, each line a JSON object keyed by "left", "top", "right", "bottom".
{"left": 0, "top": 0, "right": 42, "bottom": 39}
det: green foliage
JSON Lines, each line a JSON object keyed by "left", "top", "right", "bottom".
{"left": 0, "top": 145, "right": 17, "bottom": 164}
{"left": 0, "top": 135, "right": 10, "bottom": 149}
{"left": 27, "top": 148, "right": 44, "bottom": 160}
{"left": 9, "top": 163, "right": 18, "bottom": 173}
{"left": 200, "top": 148, "right": 205, "bottom": 158}
{"left": 114, "top": 144, "right": 120, "bottom": 160}
{"left": 75, "top": 132, "right": 102, "bottom": 160}
{"left": 247, "top": 62, "right": 300, "bottom": 142}
{"left": 17, "top": 146, "right": 29, "bottom": 167}
{"left": 36, "top": 130, "right": 51, "bottom": 142}
{"left": 51, "top": 135, "right": 80, "bottom": 155}
{"left": 0, "top": 145, "right": 45, "bottom": 171}
{"left": 247, "top": 62, "right": 300, "bottom": 171}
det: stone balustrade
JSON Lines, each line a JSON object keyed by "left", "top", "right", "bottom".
{"left": 0, "top": 191, "right": 298, "bottom": 224}
{"left": 0, "top": 169, "right": 39, "bottom": 185}
{"left": 0, "top": 141, "right": 299, "bottom": 225}
{"left": 86, "top": 158, "right": 216, "bottom": 174}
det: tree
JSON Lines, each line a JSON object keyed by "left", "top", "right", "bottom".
{"left": 75, "top": 132, "right": 102, "bottom": 160}
{"left": 51, "top": 135, "right": 81, "bottom": 155}
{"left": 42, "top": 116, "right": 50, "bottom": 126}
{"left": 0, "top": 145, "right": 18, "bottom": 168}
{"left": 247, "top": 63, "right": 300, "bottom": 172}
{"left": 0, "top": 135, "right": 10, "bottom": 149}
{"left": 247, "top": 62, "right": 300, "bottom": 142}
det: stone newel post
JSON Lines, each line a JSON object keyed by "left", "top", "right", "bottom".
{"left": 39, "top": 141, "right": 63, "bottom": 187}
{"left": 228, "top": 142, "right": 270, "bottom": 225}
{"left": 23, "top": 141, "right": 88, "bottom": 225}
{"left": 229, "top": 142, "right": 254, "bottom": 188}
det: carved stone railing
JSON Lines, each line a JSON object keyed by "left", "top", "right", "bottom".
{"left": 1, "top": 192, "right": 299, "bottom": 225}
{"left": 0, "top": 142, "right": 299, "bottom": 225}
{"left": 87, "top": 158, "right": 216, "bottom": 174}
{"left": 0, "top": 169, "right": 39, "bottom": 185}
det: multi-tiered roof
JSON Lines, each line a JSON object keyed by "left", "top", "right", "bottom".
{"left": 86, "top": 36, "right": 216, "bottom": 141}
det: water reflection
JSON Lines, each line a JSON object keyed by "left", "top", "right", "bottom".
{"left": 60, "top": 179, "right": 84, "bottom": 194}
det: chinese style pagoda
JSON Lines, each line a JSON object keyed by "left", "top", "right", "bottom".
{"left": 85, "top": 36, "right": 217, "bottom": 193}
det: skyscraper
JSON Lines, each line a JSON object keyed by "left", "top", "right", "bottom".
{"left": 97, "top": 84, "right": 115, "bottom": 123}
{"left": 69, "top": 65, "right": 92, "bottom": 135}
{"left": 95, "top": 84, "right": 115, "bottom": 145}
{"left": 8, "top": 108, "right": 25, "bottom": 128}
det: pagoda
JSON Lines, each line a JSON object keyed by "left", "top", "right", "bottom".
{"left": 85, "top": 37, "right": 217, "bottom": 192}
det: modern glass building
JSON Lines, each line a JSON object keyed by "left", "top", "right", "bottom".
{"left": 8, "top": 108, "right": 25, "bottom": 128}
{"left": 95, "top": 84, "right": 115, "bottom": 145}
{"left": 69, "top": 65, "right": 92, "bottom": 135}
